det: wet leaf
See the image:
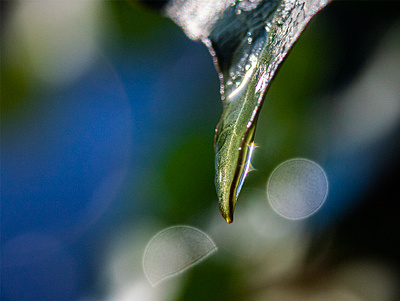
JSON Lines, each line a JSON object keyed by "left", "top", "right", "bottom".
{"left": 165, "top": 0, "right": 331, "bottom": 223}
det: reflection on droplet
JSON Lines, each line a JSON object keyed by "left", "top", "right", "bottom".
{"left": 247, "top": 32, "right": 253, "bottom": 44}
{"left": 143, "top": 226, "right": 217, "bottom": 286}
{"left": 267, "top": 158, "right": 328, "bottom": 220}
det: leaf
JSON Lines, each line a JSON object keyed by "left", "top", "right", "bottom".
{"left": 165, "top": 0, "right": 331, "bottom": 223}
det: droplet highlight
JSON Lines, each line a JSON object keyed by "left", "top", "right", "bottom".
{"left": 143, "top": 226, "right": 217, "bottom": 286}
{"left": 267, "top": 158, "right": 328, "bottom": 219}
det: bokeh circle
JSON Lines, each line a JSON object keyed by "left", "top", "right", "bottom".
{"left": 267, "top": 158, "right": 328, "bottom": 219}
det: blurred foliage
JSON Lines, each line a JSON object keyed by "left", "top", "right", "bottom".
{"left": 176, "top": 260, "right": 241, "bottom": 301}
{"left": 1, "top": 30, "right": 35, "bottom": 123}
{"left": 161, "top": 134, "right": 216, "bottom": 223}
{"left": 106, "top": 1, "right": 171, "bottom": 44}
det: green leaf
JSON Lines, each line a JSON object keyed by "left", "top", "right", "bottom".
{"left": 165, "top": 0, "right": 331, "bottom": 223}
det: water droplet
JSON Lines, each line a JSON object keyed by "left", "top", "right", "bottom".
{"left": 267, "top": 158, "right": 328, "bottom": 219}
{"left": 245, "top": 64, "right": 251, "bottom": 71}
{"left": 143, "top": 226, "right": 217, "bottom": 286}
{"left": 247, "top": 31, "right": 253, "bottom": 44}
{"left": 236, "top": 9, "right": 242, "bottom": 15}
